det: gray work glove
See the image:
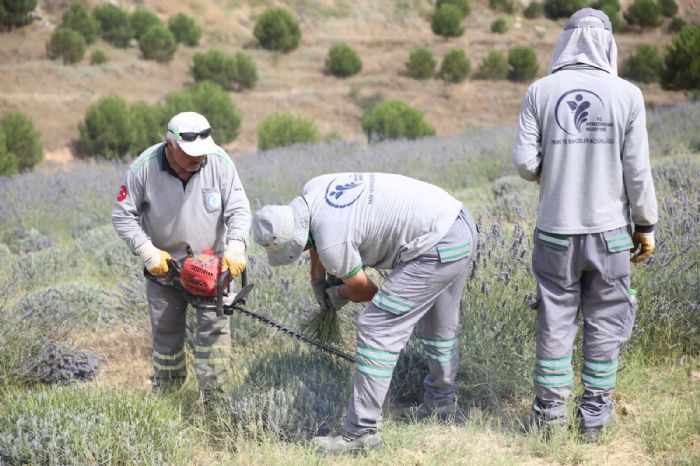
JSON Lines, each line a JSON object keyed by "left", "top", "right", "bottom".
{"left": 325, "top": 285, "right": 349, "bottom": 312}
{"left": 312, "top": 278, "right": 332, "bottom": 312}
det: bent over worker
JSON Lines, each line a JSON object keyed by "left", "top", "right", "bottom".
{"left": 112, "top": 111, "right": 251, "bottom": 398}
{"left": 511, "top": 8, "right": 658, "bottom": 441}
{"left": 252, "top": 172, "right": 477, "bottom": 454}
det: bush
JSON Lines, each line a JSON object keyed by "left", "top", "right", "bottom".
{"left": 253, "top": 8, "right": 301, "bottom": 53}
{"left": 325, "top": 42, "right": 362, "bottom": 78}
{"left": 0, "top": 112, "right": 42, "bottom": 172}
{"left": 601, "top": 4, "right": 622, "bottom": 32}
{"left": 590, "top": 0, "right": 620, "bottom": 10}
{"left": 491, "top": 17, "right": 508, "bottom": 33}
{"left": 489, "top": 0, "right": 514, "bottom": 14}
{"left": 431, "top": 4, "right": 464, "bottom": 39}
{"left": 192, "top": 49, "right": 258, "bottom": 91}
{"left": 661, "top": 26, "right": 700, "bottom": 91}
{"left": 61, "top": 2, "right": 99, "bottom": 44}
{"left": 439, "top": 48, "right": 471, "bottom": 83}
{"left": 79, "top": 95, "right": 132, "bottom": 159}
{"left": 361, "top": 100, "right": 435, "bottom": 142}
{"left": 476, "top": 51, "right": 508, "bottom": 80}
{"left": 406, "top": 47, "right": 436, "bottom": 80}
{"left": 658, "top": 0, "right": 678, "bottom": 18}
{"left": 624, "top": 0, "right": 662, "bottom": 28}
{"left": 128, "top": 102, "right": 163, "bottom": 155}
{"left": 163, "top": 81, "right": 242, "bottom": 144}
{"left": 0, "top": 0, "right": 35, "bottom": 31}
{"left": 507, "top": 46, "right": 539, "bottom": 82}
{"left": 130, "top": 8, "right": 161, "bottom": 40}
{"left": 167, "top": 13, "right": 201, "bottom": 47}
{"left": 90, "top": 48, "right": 107, "bottom": 65}
{"left": 543, "top": 0, "right": 587, "bottom": 19}
{"left": 92, "top": 4, "right": 133, "bottom": 48}
{"left": 257, "top": 113, "right": 319, "bottom": 151}
{"left": 623, "top": 44, "right": 663, "bottom": 83}
{"left": 668, "top": 16, "right": 686, "bottom": 33}
{"left": 46, "top": 27, "right": 85, "bottom": 65}
{"left": 436, "top": 0, "right": 470, "bottom": 17}
{"left": 0, "top": 129, "right": 18, "bottom": 176}
{"left": 139, "top": 24, "right": 176, "bottom": 63}
{"left": 524, "top": 2, "right": 544, "bottom": 19}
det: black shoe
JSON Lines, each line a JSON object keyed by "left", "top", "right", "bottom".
{"left": 151, "top": 376, "right": 185, "bottom": 394}
{"left": 579, "top": 417, "right": 614, "bottom": 443}
{"left": 417, "top": 403, "right": 467, "bottom": 425}
{"left": 525, "top": 413, "right": 568, "bottom": 439}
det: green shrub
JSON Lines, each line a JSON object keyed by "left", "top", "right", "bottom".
{"left": 79, "top": 95, "right": 132, "bottom": 159}
{"left": 624, "top": 0, "right": 662, "bottom": 28}
{"left": 61, "top": 2, "right": 99, "bottom": 44}
{"left": 46, "top": 27, "right": 85, "bottom": 65}
{"left": 476, "top": 51, "right": 508, "bottom": 80}
{"left": 507, "top": 46, "right": 539, "bottom": 82}
{"left": 93, "top": 4, "right": 133, "bottom": 48}
{"left": 130, "top": 8, "right": 161, "bottom": 40}
{"left": 257, "top": 113, "right": 319, "bottom": 151}
{"left": 128, "top": 102, "right": 163, "bottom": 155}
{"left": 543, "top": 0, "right": 587, "bottom": 19}
{"left": 590, "top": 0, "right": 620, "bottom": 10}
{"left": 491, "top": 17, "right": 508, "bottom": 33}
{"left": 489, "top": 0, "right": 514, "bottom": 13}
{"left": 658, "top": 0, "right": 678, "bottom": 17}
{"left": 163, "top": 81, "right": 242, "bottom": 144}
{"left": 0, "top": 0, "right": 35, "bottom": 31}
{"left": 431, "top": 4, "right": 464, "bottom": 39}
{"left": 0, "top": 112, "right": 42, "bottom": 171}
{"left": 253, "top": 8, "right": 301, "bottom": 52}
{"left": 0, "top": 129, "right": 18, "bottom": 176}
{"left": 406, "top": 47, "right": 436, "bottom": 80}
{"left": 361, "top": 100, "right": 435, "bottom": 142}
{"left": 167, "top": 12, "right": 201, "bottom": 46}
{"left": 524, "top": 1, "right": 544, "bottom": 19}
{"left": 90, "top": 48, "right": 107, "bottom": 65}
{"left": 436, "top": 0, "right": 470, "bottom": 17}
{"left": 601, "top": 4, "right": 622, "bottom": 32}
{"left": 661, "top": 26, "right": 700, "bottom": 91}
{"left": 192, "top": 49, "right": 258, "bottom": 91}
{"left": 325, "top": 42, "right": 362, "bottom": 78}
{"left": 439, "top": 48, "right": 471, "bottom": 83}
{"left": 139, "top": 24, "right": 176, "bottom": 63}
{"left": 623, "top": 44, "right": 663, "bottom": 83}
{"left": 668, "top": 16, "right": 686, "bottom": 33}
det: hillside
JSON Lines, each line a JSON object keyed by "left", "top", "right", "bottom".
{"left": 0, "top": 0, "right": 697, "bottom": 162}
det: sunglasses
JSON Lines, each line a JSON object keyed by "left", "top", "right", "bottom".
{"left": 169, "top": 128, "right": 212, "bottom": 142}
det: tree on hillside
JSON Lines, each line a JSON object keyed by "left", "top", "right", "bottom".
{"left": 168, "top": 13, "right": 201, "bottom": 46}
{"left": 1, "top": 112, "right": 42, "bottom": 171}
{"left": 130, "top": 8, "right": 161, "bottom": 40}
{"left": 361, "top": 100, "right": 435, "bottom": 142}
{"left": 431, "top": 4, "right": 464, "bottom": 39}
{"left": 61, "top": 2, "right": 99, "bottom": 44}
{"left": 661, "top": 26, "right": 700, "bottom": 91}
{"left": 46, "top": 27, "right": 86, "bottom": 64}
{"left": 92, "top": 4, "right": 133, "bottom": 48}
{"left": 624, "top": 0, "right": 662, "bottom": 29}
{"left": 543, "top": 0, "right": 587, "bottom": 19}
{"left": 0, "top": 0, "right": 36, "bottom": 31}
{"left": 253, "top": 8, "right": 301, "bottom": 52}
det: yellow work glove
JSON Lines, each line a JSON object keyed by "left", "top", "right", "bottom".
{"left": 222, "top": 240, "right": 246, "bottom": 278}
{"left": 630, "top": 231, "right": 655, "bottom": 264}
{"left": 136, "top": 240, "right": 172, "bottom": 275}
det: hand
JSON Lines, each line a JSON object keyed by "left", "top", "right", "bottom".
{"left": 630, "top": 231, "right": 655, "bottom": 263}
{"left": 136, "top": 240, "right": 172, "bottom": 276}
{"left": 325, "top": 285, "right": 349, "bottom": 311}
{"left": 312, "top": 278, "right": 332, "bottom": 312}
{"left": 222, "top": 240, "right": 246, "bottom": 278}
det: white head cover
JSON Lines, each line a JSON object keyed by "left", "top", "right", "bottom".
{"left": 549, "top": 8, "right": 618, "bottom": 75}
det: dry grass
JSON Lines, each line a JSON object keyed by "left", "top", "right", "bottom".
{"left": 0, "top": 0, "right": 694, "bottom": 160}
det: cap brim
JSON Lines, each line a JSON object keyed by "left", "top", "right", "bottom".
{"left": 265, "top": 197, "right": 310, "bottom": 266}
{"left": 177, "top": 136, "right": 218, "bottom": 156}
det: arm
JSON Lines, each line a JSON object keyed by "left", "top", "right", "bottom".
{"left": 340, "top": 268, "right": 378, "bottom": 303}
{"left": 221, "top": 160, "right": 252, "bottom": 245}
{"left": 511, "top": 86, "right": 543, "bottom": 182}
{"left": 111, "top": 167, "right": 148, "bottom": 254}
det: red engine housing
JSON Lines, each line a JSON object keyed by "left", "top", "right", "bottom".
{"left": 180, "top": 249, "right": 226, "bottom": 297}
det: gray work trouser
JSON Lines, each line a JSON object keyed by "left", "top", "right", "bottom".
{"left": 343, "top": 208, "right": 477, "bottom": 436}
{"left": 146, "top": 279, "right": 232, "bottom": 390}
{"left": 531, "top": 226, "right": 636, "bottom": 428}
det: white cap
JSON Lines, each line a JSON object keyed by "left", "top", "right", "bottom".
{"left": 252, "top": 197, "right": 310, "bottom": 266}
{"left": 166, "top": 111, "right": 218, "bottom": 157}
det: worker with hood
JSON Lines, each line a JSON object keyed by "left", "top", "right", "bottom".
{"left": 511, "top": 8, "right": 658, "bottom": 441}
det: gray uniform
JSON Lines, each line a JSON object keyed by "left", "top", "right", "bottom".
{"left": 302, "top": 173, "right": 477, "bottom": 435}
{"left": 112, "top": 143, "right": 251, "bottom": 388}
{"left": 512, "top": 66, "right": 658, "bottom": 427}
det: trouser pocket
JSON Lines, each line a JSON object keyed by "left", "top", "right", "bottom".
{"left": 532, "top": 229, "right": 571, "bottom": 284}
{"left": 602, "top": 226, "right": 633, "bottom": 283}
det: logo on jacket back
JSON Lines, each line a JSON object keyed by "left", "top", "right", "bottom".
{"left": 554, "top": 89, "right": 609, "bottom": 136}
{"left": 325, "top": 173, "right": 366, "bottom": 208}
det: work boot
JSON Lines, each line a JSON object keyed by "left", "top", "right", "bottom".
{"left": 524, "top": 413, "right": 568, "bottom": 439}
{"left": 313, "top": 432, "right": 382, "bottom": 455}
{"left": 151, "top": 376, "right": 185, "bottom": 394}
{"left": 417, "top": 403, "right": 466, "bottom": 425}
{"left": 579, "top": 417, "right": 614, "bottom": 443}
{"left": 199, "top": 386, "right": 226, "bottom": 407}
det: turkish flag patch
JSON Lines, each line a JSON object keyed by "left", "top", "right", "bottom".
{"left": 117, "top": 185, "right": 128, "bottom": 202}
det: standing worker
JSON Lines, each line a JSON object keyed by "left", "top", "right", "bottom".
{"left": 252, "top": 172, "right": 478, "bottom": 454}
{"left": 112, "top": 111, "right": 251, "bottom": 399}
{"left": 511, "top": 8, "right": 658, "bottom": 441}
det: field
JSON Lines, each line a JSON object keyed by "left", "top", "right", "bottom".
{"left": 0, "top": 100, "right": 699, "bottom": 464}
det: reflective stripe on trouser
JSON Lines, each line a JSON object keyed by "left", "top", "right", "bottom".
{"left": 531, "top": 226, "right": 634, "bottom": 428}
{"left": 343, "top": 208, "right": 476, "bottom": 436}
{"left": 146, "top": 279, "right": 231, "bottom": 389}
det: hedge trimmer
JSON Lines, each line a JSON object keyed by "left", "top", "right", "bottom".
{"left": 144, "top": 247, "right": 355, "bottom": 363}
